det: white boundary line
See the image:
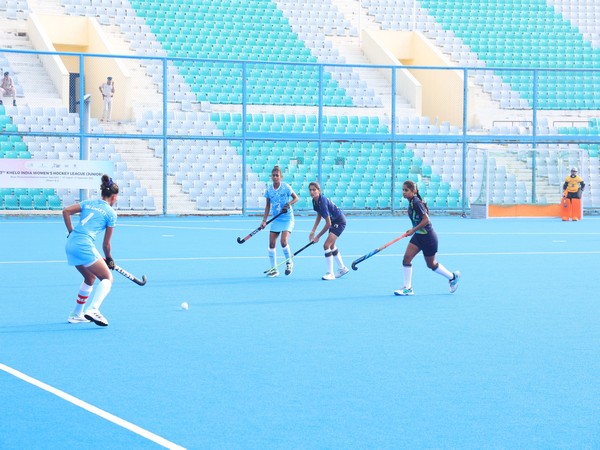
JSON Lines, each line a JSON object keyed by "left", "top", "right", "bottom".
{"left": 2, "top": 250, "right": 600, "bottom": 266}
{"left": 0, "top": 363, "right": 186, "bottom": 450}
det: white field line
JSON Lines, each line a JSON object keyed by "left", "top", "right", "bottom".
{"left": 0, "top": 363, "right": 186, "bottom": 450}
{"left": 2, "top": 249, "right": 600, "bottom": 266}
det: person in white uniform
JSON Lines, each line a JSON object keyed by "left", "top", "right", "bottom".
{"left": 98, "top": 76, "right": 115, "bottom": 122}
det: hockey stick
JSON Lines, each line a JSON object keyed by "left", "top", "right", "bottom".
{"left": 237, "top": 210, "right": 286, "bottom": 244}
{"left": 351, "top": 233, "right": 409, "bottom": 271}
{"left": 113, "top": 264, "right": 147, "bottom": 286}
{"left": 263, "top": 241, "right": 315, "bottom": 274}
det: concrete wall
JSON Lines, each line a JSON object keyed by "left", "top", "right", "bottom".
{"left": 27, "top": 14, "right": 71, "bottom": 109}
{"left": 361, "top": 29, "right": 422, "bottom": 115}
{"left": 27, "top": 13, "right": 131, "bottom": 121}
{"left": 362, "top": 29, "right": 472, "bottom": 128}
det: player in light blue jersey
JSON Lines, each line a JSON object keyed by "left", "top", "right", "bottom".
{"left": 308, "top": 181, "right": 349, "bottom": 280}
{"left": 261, "top": 165, "right": 298, "bottom": 277}
{"left": 62, "top": 174, "right": 119, "bottom": 326}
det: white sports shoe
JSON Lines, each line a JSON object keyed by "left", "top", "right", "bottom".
{"left": 67, "top": 313, "right": 90, "bottom": 324}
{"left": 266, "top": 269, "right": 279, "bottom": 278}
{"left": 394, "top": 287, "right": 414, "bottom": 296}
{"left": 335, "top": 266, "right": 349, "bottom": 278}
{"left": 322, "top": 272, "right": 335, "bottom": 281}
{"left": 449, "top": 271, "right": 461, "bottom": 293}
{"left": 84, "top": 309, "right": 109, "bottom": 327}
{"left": 285, "top": 262, "right": 293, "bottom": 276}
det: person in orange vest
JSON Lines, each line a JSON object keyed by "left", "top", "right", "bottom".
{"left": 562, "top": 167, "right": 585, "bottom": 221}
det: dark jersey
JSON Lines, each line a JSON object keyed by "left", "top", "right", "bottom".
{"left": 408, "top": 196, "right": 433, "bottom": 235}
{"left": 313, "top": 194, "right": 344, "bottom": 223}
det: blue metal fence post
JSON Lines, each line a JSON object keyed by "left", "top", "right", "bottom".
{"left": 462, "top": 68, "right": 468, "bottom": 215}
{"left": 162, "top": 57, "right": 168, "bottom": 214}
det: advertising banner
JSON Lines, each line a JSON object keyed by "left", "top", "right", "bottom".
{"left": 0, "top": 160, "right": 114, "bottom": 189}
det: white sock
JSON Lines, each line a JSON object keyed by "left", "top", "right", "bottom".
{"left": 434, "top": 263, "right": 454, "bottom": 280}
{"left": 282, "top": 245, "right": 291, "bottom": 260}
{"left": 74, "top": 282, "right": 93, "bottom": 315}
{"left": 325, "top": 251, "right": 334, "bottom": 274}
{"left": 268, "top": 248, "right": 276, "bottom": 267}
{"left": 403, "top": 265, "right": 413, "bottom": 288}
{"left": 88, "top": 279, "right": 112, "bottom": 310}
{"left": 332, "top": 247, "right": 345, "bottom": 269}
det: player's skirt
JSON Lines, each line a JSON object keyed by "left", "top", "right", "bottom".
{"left": 409, "top": 229, "right": 439, "bottom": 257}
{"left": 65, "top": 232, "right": 102, "bottom": 267}
{"left": 270, "top": 213, "right": 294, "bottom": 233}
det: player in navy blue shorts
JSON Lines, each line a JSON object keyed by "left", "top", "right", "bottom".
{"left": 308, "top": 181, "right": 349, "bottom": 280}
{"left": 395, "top": 180, "right": 460, "bottom": 296}
{"left": 62, "top": 174, "right": 119, "bottom": 326}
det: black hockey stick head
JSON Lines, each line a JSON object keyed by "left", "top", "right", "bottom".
{"left": 237, "top": 237, "right": 246, "bottom": 244}
{"left": 114, "top": 265, "right": 147, "bottom": 286}
{"left": 351, "top": 259, "right": 362, "bottom": 271}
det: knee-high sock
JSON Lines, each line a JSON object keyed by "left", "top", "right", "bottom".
{"left": 332, "top": 247, "right": 345, "bottom": 268}
{"left": 403, "top": 264, "right": 413, "bottom": 289}
{"left": 88, "top": 279, "right": 112, "bottom": 310}
{"left": 282, "top": 245, "right": 291, "bottom": 261}
{"left": 268, "top": 247, "right": 276, "bottom": 267}
{"left": 325, "top": 250, "right": 334, "bottom": 274}
{"left": 73, "top": 282, "right": 93, "bottom": 315}
{"left": 433, "top": 263, "right": 454, "bottom": 280}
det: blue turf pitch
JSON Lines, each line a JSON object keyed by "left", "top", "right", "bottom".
{"left": 1, "top": 215, "right": 599, "bottom": 449}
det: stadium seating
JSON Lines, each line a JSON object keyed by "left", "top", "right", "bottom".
{"left": 415, "top": 0, "right": 600, "bottom": 110}
{"left": 128, "top": 0, "right": 355, "bottom": 107}
{"left": 2, "top": 0, "right": 599, "bottom": 212}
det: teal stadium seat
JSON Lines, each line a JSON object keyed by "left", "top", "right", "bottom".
{"left": 4, "top": 195, "right": 18, "bottom": 210}
{"left": 33, "top": 194, "right": 47, "bottom": 210}
{"left": 47, "top": 195, "right": 63, "bottom": 210}
{"left": 18, "top": 194, "right": 34, "bottom": 210}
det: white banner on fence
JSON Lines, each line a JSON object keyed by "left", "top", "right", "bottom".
{"left": 0, "top": 160, "right": 114, "bottom": 189}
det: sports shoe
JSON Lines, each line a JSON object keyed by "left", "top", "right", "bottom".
{"left": 449, "top": 271, "right": 460, "bottom": 293}
{"left": 67, "top": 313, "right": 90, "bottom": 324}
{"left": 84, "top": 309, "right": 109, "bottom": 327}
{"left": 322, "top": 272, "right": 335, "bottom": 281}
{"left": 266, "top": 269, "right": 279, "bottom": 278}
{"left": 285, "top": 262, "right": 293, "bottom": 276}
{"left": 335, "top": 266, "right": 349, "bottom": 278}
{"left": 394, "top": 287, "right": 414, "bottom": 296}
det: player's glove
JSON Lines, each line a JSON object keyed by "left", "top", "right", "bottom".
{"left": 105, "top": 257, "right": 115, "bottom": 270}
{"left": 282, "top": 204, "right": 289, "bottom": 213}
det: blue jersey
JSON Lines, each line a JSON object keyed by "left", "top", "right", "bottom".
{"left": 264, "top": 182, "right": 295, "bottom": 218}
{"left": 264, "top": 182, "right": 295, "bottom": 233}
{"left": 407, "top": 196, "right": 432, "bottom": 234}
{"left": 72, "top": 199, "right": 117, "bottom": 240}
{"left": 65, "top": 199, "right": 117, "bottom": 266}
{"left": 312, "top": 194, "right": 344, "bottom": 223}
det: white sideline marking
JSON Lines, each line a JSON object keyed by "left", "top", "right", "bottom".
{"left": 2, "top": 250, "right": 600, "bottom": 266}
{"left": 0, "top": 363, "right": 186, "bottom": 450}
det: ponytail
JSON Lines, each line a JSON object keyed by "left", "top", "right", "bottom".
{"left": 100, "top": 174, "right": 119, "bottom": 198}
